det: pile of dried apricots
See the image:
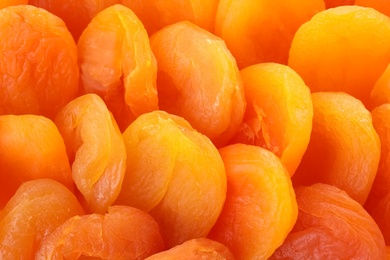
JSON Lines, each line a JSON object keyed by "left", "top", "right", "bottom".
{"left": 1, "top": 0, "right": 390, "bottom": 259}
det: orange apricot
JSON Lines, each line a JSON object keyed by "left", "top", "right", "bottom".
{"left": 292, "top": 92, "right": 380, "bottom": 205}
{"left": 0, "top": 5, "right": 79, "bottom": 119}
{"left": 214, "top": 0, "right": 325, "bottom": 68}
{"left": 0, "top": 0, "right": 27, "bottom": 9}
{"left": 208, "top": 143, "right": 298, "bottom": 260}
{"left": 36, "top": 205, "right": 164, "bottom": 259}
{"left": 0, "top": 179, "right": 84, "bottom": 259}
{"left": 115, "top": 110, "right": 226, "bottom": 248}
{"left": 145, "top": 238, "right": 235, "bottom": 260}
{"left": 29, "top": 0, "right": 120, "bottom": 42}
{"left": 270, "top": 184, "right": 387, "bottom": 259}
{"left": 369, "top": 63, "right": 390, "bottom": 109}
{"left": 365, "top": 104, "right": 390, "bottom": 203}
{"left": 355, "top": 0, "right": 390, "bottom": 17}
{"left": 121, "top": 0, "right": 219, "bottom": 36}
{"left": 365, "top": 193, "right": 390, "bottom": 245}
{"left": 288, "top": 6, "right": 390, "bottom": 107}
{"left": 0, "top": 114, "right": 74, "bottom": 209}
{"left": 230, "top": 63, "right": 313, "bottom": 176}
{"left": 150, "top": 21, "right": 246, "bottom": 147}
{"left": 54, "top": 94, "right": 126, "bottom": 214}
{"left": 78, "top": 4, "right": 158, "bottom": 132}
{"left": 324, "top": 0, "right": 354, "bottom": 8}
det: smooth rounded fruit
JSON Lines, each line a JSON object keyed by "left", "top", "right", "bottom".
{"left": 270, "top": 184, "right": 387, "bottom": 259}
{"left": 292, "top": 92, "right": 380, "bottom": 205}
{"left": 0, "top": 179, "right": 84, "bottom": 259}
{"left": 36, "top": 205, "right": 164, "bottom": 259}
{"left": 150, "top": 21, "right": 246, "bottom": 147}
{"left": 122, "top": 0, "right": 219, "bottom": 36}
{"left": 78, "top": 4, "right": 158, "bottom": 131}
{"left": 0, "top": 114, "right": 74, "bottom": 209}
{"left": 208, "top": 144, "right": 298, "bottom": 260}
{"left": 230, "top": 63, "right": 313, "bottom": 176}
{"left": 115, "top": 110, "right": 226, "bottom": 248}
{"left": 55, "top": 94, "right": 126, "bottom": 213}
{"left": 145, "top": 238, "right": 235, "bottom": 260}
{"left": 215, "top": 0, "right": 325, "bottom": 68}
{"left": 288, "top": 6, "right": 390, "bottom": 106}
{"left": 0, "top": 5, "right": 79, "bottom": 119}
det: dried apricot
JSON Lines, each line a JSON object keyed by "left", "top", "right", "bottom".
{"left": 54, "top": 94, "right": 126, "bottom": 213}
{"left": 365, "top": 193, "right": 390, "bottom": 245}
{"left": 36, "top": 205, "right": 164, "bottom": 259}
{"left": 289, "top": 6, "right": 390, "bottom": 106}
{"left": 145, "top": 238, "right": 234, "bottom": 260}
{"left": 150, "top": 21, "right": 246, "bottom": 147}
{"left": 369, "top": 63, "right": 390, "bottom": 109}
{"left": 230, "top": 63, "right": 313, "bottom": 176}
{"left": 115, "top": 110, "right": 226, "bottom": 248}
{"left": 78, "top": 4, "right": 158, "bottom": 131}
{"left": 0, "top": 0, "right": 27, "bottom": 9}
{"left": 0, "top": 179, "right": 84, "bottom": 259}
{"left": 121, "top": 0, "right": 219, "bottom": 36}
{"left": 0, "top": 115, "right": 74, "bottom": 209}
{"left": 355, "top": 0, "right": 390, "bottom": 17}
{"left": 215, "top": 0, "right": 324, "bottom": 68}
{"left": 292, "top": 92, "right": 380, "bottom": 205}
{"left": 0, "top": 5, "right": 79, "bottom": 119}
{"left": 270, "top": 184, "right": 387, "bottom": 259}
{"left": 324, "top": 0, "right": 354, "bottom": 8}
{"left": 30, "top": 0, "right": 120, "bottom": 42}
{"left": 208, "top": 144, "right": 298, "bottom": 260}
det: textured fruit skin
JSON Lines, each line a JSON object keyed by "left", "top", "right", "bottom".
{"left": 36, "top": 205, "right": 164, "bottom": 259}
{"left": 270, "top": 184, "right": 387, "bottom": 260}
{"left": 292, "top": 92, "right": 380, "bottom": 205}
{"left": 370, "top": 63, "right": 390, "bottom": 109}
{"left": 0, "top": 0, "right": 28, "bottom": 8}
{"left": 0, "top": 5, "right": 79, "bottom": 119}
{"left": 289, "top": 6, "right": 390, "bottom": 107}
{"left": 116, "top": 111, "right": 227, "bottom": 248}
{"left": 0, "top": 179, "right": 84, "bottom": 259}
{"left": 145, "top": 238, "right": 235, "bottom": 260}
{"left": 355, "top": 0, "right": 390, "bottom": 17}
{"left": 215, "top": 0, "right": 325, "bottom": 68}
{"left": 230, "top": 63, "right": 313, "bottom": 176}
{"left": 208, "top": 143, "right": 298, "bottom": 260}
{"left": 78, "top": 4, "right": 158, "bottom": 132}
{"left": 0, "top": 115, "right": 74, "bottom": 209}
{"left": 150, "top": 21, "right": 246, "bottom": 147}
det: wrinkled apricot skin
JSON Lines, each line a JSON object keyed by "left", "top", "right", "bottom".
{"left": 365, "top": 193, "right": 390, "bottom": 245}
{"left": 116, "top": 110, "right": 227, "bottom": 248}
{"left": 355, "top": 0, "right": 390, "bottom": 17}
{"left": 55, "top": 94, "right": 126, "bottom": 214}
{"left": 36, "top": 205, "right": 164, "bottom": 259}
{"left": 145, "top": 238, "right": 235, "bottom": 260}
{"left": 208, "top": 144, "right": 298, "bottom": 260}
{"left": 288, "top": 6, "right": 390, "bottom": 107}
{"left": 0, "top": 115, "right": 74, "bottom": 209}
{"left": 0, "top": 5, "right": 79, "bottom": 119}
{"left": 121, "top": 0, "right": 219, "bottom": 36}
{"left": 270, "top": 184, "right": 387, "bottom": 260}
{"left": 292, "top": 92, "right": 380, "bottom": 205}
{"left": 150, "top": 21, "right": 246, "bottom": 147}
{"left": 0, "top": 179, "right": 84, "bottom": 259}
{"left": 230, "top": 63, "right": 313, "bottom": 176}
{"left": 78, "top": 4, "right": 158, "bottom": 132}
{"left": 215, "top": 0, "right": 325, "bottom": 68}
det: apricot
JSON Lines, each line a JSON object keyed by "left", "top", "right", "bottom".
{"left": 78, "top": 4, "right": 158, "bottom": 131}
{"left": 0, "top": 5, "right": 79, "bottom": 119}
{"left": 292, "top": 92, "right": 380, "bottom": 205}
{"left": 208, "top": 144, "right": 298, "bottom": 260}
{"left": 365, "top": 193, "right": 390, "bottom": 245}
{"left": 121, "top": 0, "right": 219, "bottom": 36}
{"left": 150, "top": 21, "right": 246, "bottom": 147}
{"left": 54, "top": 94, "right": 126, "bottom": 214}
{"left": 288, "top": 6, "right": 390, "bottom": 107}
{"left": 324, "top": 0, "right": 354, "bottom": 8}
{"left": 0, "top": 114, "right": 74, "bottom": 209}
{"left": 355, "top": 0, "right": 390, "bottom": 17}
{"left": 36, "top": 205, "right": 164, "bottom": 259}
{"left": 230, "top": 63, "right": 313, "bottom": 176}
{"left": 29, "top": 0, "right": 120, "bottom": 42}
{"left": 369, "top": 63, "right": 390, "bottom": 109}
{"left": 145, "top": 238, "right": 235, "bottom": 260}
{"left": 0, "top": 0, "right": 27, "bottom": 9}
{"left": 214, "top": 0, "right": 325, "bottom": 68}
{"left": 115, "top": 110, "right": 226, "bottom": 248}
{"left": 270, "top": 184, "right": 387, "bottom": 259}
{"left": 0, "top": 179, "right": 84, "bottom": 259}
